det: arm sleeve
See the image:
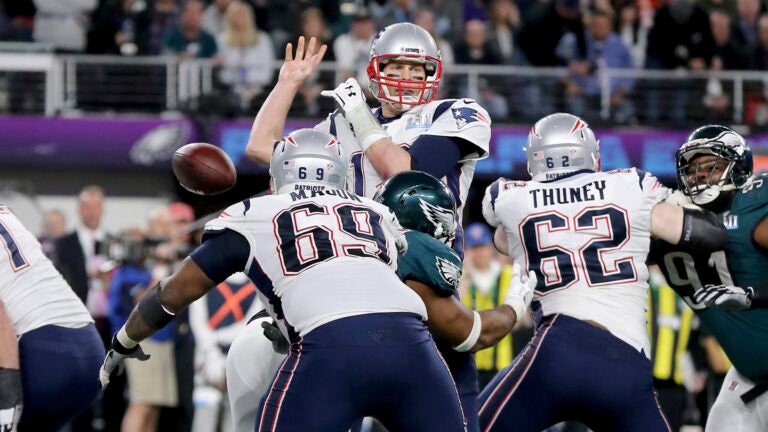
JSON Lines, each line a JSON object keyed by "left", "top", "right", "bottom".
{"left": 190, "top": 229, "right": 251, "bottom": 284}
{"left": 409, "top": 135, "right": 478, "bottom": 179}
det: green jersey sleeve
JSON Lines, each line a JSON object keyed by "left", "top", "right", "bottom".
{"left": 398, "top": 231, "right": 463, "bottom": 297}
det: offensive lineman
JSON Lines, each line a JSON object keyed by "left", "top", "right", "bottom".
{"left": 651, "top": 125, "right": 768, "bottom": 431}
{"left": 246, "top": 26, "right": 491, "bottom": 255}
{"left": 478, "top": 113, "right": 728, "bottom": 431}
{"left": 0, "top": 205, "right": 104, "bottom": 431}
{"left": 99, "top": 128, "right": 468, "bottom": 432}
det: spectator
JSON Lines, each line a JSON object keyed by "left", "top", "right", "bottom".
{"left": 705, "top": 9, "right": 751, "bottom": 121}
{"left": 557, "top": 9, "right": 635, "bottom": 122}
{"left": 89, "top": 0, "right": 152, "bottom": 55}
{"left": 455, "top": 19, "right": 504, "bottom": 102}
{"left": 415, "top": 8, "right": 455, "bottom": 65}
{"left": 162, "top": 0, "right": 219, "bottom": 60}
{"left": 428, "top": 0, "right": 464, "bottom": 44}
{"left": 369, "top": 0, "right": 418, "bottom": 29}
{"left": 0, "top": 0, "right": 35, "bottom": 41}
{"left": 731, "top": 0, "right": 763, "bottom": 51}
{"left": 517, "top": 0, "right": 586, "bottom": 119}
{"left": 201, "top": 0, "right": 234, "bottom": 36}
{"left": 486, "top": 0, "right": 522, "bottom": 65}
{"left": 644, "top": 0, "right": 715, "bottom": 125}
{"left": 616, "top": 0, "right": 653, "bottom": 70}
{"left": 38, "top": 208, "right": 66, "bottom": 259}
{"left": 264, "top": 0, "right": 339, "bottom": 52}
{"left": 292, "top": 7, "right": 335, "bottom": 116}
{"left": 108, "top": 223, "right": 178, "bottom": 432}
{"left": 147, "top": 0, "right": 179, "bottom": 55}
{"left": 745, "top": 14, "right": 768, "bottom": 125}
{"left": 32, "top": 0, "right": 97, "bottom": 52}
{"left": 216, "top": 0, "right": 275, "bottom": 113}
{"left": 333, "top": 8, "right": 376, "bottom": 93}
{"left": 752, "top": 13, "right": 768, "bottom": 69}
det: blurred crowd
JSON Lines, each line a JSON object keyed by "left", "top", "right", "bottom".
{"left": 1, "top": 0, "right": 768, "bottom": 125}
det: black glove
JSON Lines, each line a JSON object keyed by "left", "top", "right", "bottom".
{"left": 261, "top": 320, "right": 290, "bottom": 355}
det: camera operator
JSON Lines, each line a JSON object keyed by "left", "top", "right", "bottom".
{"left": 107, "top": 207, "right": 179, "bottom": 432}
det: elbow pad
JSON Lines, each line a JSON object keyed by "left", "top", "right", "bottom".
{"left": 678, "top": 207, "right": 727, "bottom": 251}
{"left": 137, "top": 282, "right": 176, "bottom": 330}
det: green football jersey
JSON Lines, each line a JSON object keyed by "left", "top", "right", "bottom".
{"left": 651, "top": 174, "right": 768, "bottom": 381}
{"left": 398, "top": 230, "right": 462, "bottom": 297}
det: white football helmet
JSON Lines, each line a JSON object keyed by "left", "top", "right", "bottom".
{"left": 526, "top": 113, "right": 600, "bottom": 181}
{"left": 269, "top": 128, "right": 348, "bottom": 194}
{"left": 366, "top": 23, "right": 443, "bottom": 108}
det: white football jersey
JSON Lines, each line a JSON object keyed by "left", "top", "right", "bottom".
{"left": 0, "top": 206, "right": 93, "bottom": 335}
{"left": 204, "top": 187, "right": 426, "bottom": 338}
{"left": 316, "top": 98, "right": 491, "bottom": 228}
{"left": 483, "top": 169, "right": 670, "bottom": 356}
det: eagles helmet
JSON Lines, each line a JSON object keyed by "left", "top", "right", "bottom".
{"left": 675, "top": 125, "right": 753, "bottom": 205}
{"left": 269, "top": 128, "right": 348, "bottom": 194}
{"left": 367, "top": 23, "right": 443, "bottom": 108}
{"left": 374, "top": 171, "right": 456, "bottom": 242}
{"left": 526, "top": 113, "right": 600, "bottom": 182}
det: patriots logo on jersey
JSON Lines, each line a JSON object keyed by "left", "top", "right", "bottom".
{"left": 436, "top": 256, "right": 461, "bottom": 288}
{"left": 451, "top": 107, "right": 488, "bottom": 129}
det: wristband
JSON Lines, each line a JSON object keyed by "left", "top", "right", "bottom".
{"left": 453, "top": 311, "right": 481, "bottom": 352}
{"left": 137, "top": 282, "right": 176, "bottom": 330}
{"left": 116, "top": 327, "right": 138, "bottom": 350}
{"left": 504, "top": 297, "right": 526, "bottom": 325}
{"left": 345, "top": 104, "right": 388, "bottom": 152}
{"left": 0, "top": 368, "right": 22, "bottom": 408}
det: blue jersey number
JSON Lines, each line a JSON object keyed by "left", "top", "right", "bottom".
{"left": 274, "top": 203, "right": 390, "bottom": 275}
{"left": 520, "top": 205, "right": 636, "bottom": 293}
{"left": 0, "top": 221, "right": 29, "bottom": 271}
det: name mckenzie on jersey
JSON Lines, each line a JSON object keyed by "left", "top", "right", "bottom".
{"left": 529, "top": 180, "right": 607, "bottom": 208}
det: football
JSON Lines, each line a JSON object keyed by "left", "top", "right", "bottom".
{"left": 172, "top": 143, "right": 237, "bottom": 195}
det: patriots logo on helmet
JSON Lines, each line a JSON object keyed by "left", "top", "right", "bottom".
{"left": 452, "top": 107, "right": 489, "bottom": 129}
{"left": 436, "top": 257, "right": 461, "bottom": 288}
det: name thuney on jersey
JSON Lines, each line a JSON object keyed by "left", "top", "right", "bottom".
{"left": 529, "top": 180, "right": 607, "bottom": 208}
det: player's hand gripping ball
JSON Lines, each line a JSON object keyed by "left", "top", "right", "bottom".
{"left": 172, "top": 143, "right": 237, "bottom": 195}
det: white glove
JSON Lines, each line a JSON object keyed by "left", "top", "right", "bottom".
{"left": 0, "top": 406, "right": 21, "bottom": 432}
{"left": 692, "top": 284, "right": 754, "bottom": 311}
{"left": 321, "top": 78, "right": 388, "bottom": 151}
{"left": 665, "top": 190, "right": 698, "bottom": 209}
{"left": 99, "top": 334, "right": 150, "bottom": 390}
{"left": 503, "top": 263, "right": 537, "bottom": 324}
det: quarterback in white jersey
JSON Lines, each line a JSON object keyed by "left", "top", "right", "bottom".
{"left": 246, "top": 26, "right": 491, "bottom": 255}
{"left": 475, "top": 113, "right": 728, "bottom": 432}
{"left": 100, "top": 128, "right": 468, "bottom": 432}
{"left": 0, "top": 205, "right": 103, "bottom": 431}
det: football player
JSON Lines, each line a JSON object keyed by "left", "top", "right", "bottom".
{"left": 478, "top": 113, "right": 728, "bottom": 431}
{"left": 374, "top": 170, "right": 535, "bottom": 432}
{"left": 0, "top": 205, "right": 104, "bottom": 431}
{"left": 99, "top": 128, "right": 468, "bottom": 432}
{"left": 246, "top": 24, "right": 492, "bottom": 256}
{"left": 651, "top": 125, "right": 768, "bottom": 431}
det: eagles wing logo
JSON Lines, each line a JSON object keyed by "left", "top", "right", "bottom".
{"left": 418, "top": 198, "right": 455, "bottom": 238}
{"left": 436, "top": 257, "right": 461, "bottom": 288}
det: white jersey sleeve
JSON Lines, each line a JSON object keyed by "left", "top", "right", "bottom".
{"left": 0, "top": 206, "right": 92, "bottom": 335}
{"left": 424, "top": 98, "right": 490, "bottom": 161}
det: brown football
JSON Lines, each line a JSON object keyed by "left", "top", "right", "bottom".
{"left": 172, "top": 143, "right": 237, "bottom": 195}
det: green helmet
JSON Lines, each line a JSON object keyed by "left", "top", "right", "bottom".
{"left": 374, "top": 171, "right": 457, "bottom": 242}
